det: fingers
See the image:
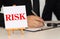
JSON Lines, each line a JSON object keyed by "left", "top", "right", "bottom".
{"left": 27, "top": 15, "right": 44, "bottom": 28}
{"left": 34, "top": 16, "right": 44, "bottom": 23}
{"left": 27, "top": 15, "right": 44, "bottom": 22}
{"left": 32, "top": 21, "right": 44, "bottom": 28}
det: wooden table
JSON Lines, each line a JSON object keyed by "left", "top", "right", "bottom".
{"left": 0, "top": 27, "right": 60, "bottom": 39}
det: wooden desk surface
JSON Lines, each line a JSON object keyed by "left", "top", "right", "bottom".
{"left": 0, "top": 27, "right": 60, "bottom": 39}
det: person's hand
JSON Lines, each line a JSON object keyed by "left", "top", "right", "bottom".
{"left": 27, "top": 15, "right": 44, "bottom": 28}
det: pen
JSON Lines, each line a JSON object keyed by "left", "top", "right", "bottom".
{"left": 31, "top": 10, "right": 45, "bottom": 26}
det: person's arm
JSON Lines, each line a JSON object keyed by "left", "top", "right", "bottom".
{"left": 53, "top": 0, "right": 60, "bottom": 20}
{"left": 0, "top": 0, "right": 5, "bottom": 28}
{"left": 0, "top": 0, "right": 3, "bottom": 11}
{"left": 26, "top": 0, "right": 44, "bottom": 28}
{"left": 42, "top": 0, "right": 56, "bottom": 21}
{"left": 26, "top": 0, "right": 34, "bottom": 16}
